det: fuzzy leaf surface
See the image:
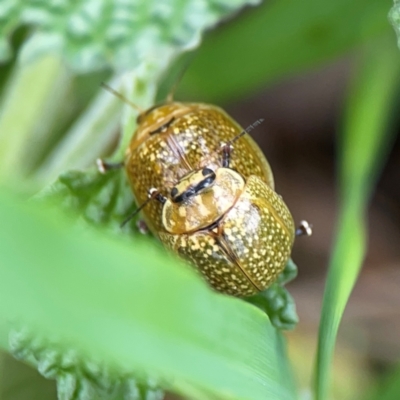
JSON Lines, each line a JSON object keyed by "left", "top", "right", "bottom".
{"left": 0, "top": 0, "right": 259, "bottom": 72}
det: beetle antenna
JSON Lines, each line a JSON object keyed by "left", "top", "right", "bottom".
{"left": 165, "top": 53, "right": 196, "bottom": 102}
{"left": 166, "top": 68, "right": 187, "bottom": 103}
{"left": 121, "top": 188, "right": 166, "bottom": 228}
{"left": 96, "top": 158, "right": 124, "bottom": 174}
{"left": 228, "top": 118, "right": 265, "bottom": 147}
{"left": 101, "top": 82, "right": 144, "bottom": 113}
{"left": 202, "top": 118, "right": 265, "bottom": 167}
{"left": 121, "top": 202, "right": 150, "bottom": 227}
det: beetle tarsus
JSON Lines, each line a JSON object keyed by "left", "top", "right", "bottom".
{"left": 295, "top": 220, "right": 313, "bottom": 237}
{"left": 137, "top": 220, "right": 149, "bottom": 234}
{"left": 96, "top": 158, "right": 124, "bottom": 174}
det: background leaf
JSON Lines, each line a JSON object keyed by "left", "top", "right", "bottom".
{"left": 390, "top": 0, "right": 400, "bottom": 50}
{"left": 366, "top": 364, "right": 400, "bottom": 400}
{"left": 0, "top": 0, "right": 260, "bottom": 73}
{"left": 179, "top": 0, "right": 392, "bottom": 102}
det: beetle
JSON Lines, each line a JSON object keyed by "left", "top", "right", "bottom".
{"left": 98, "top": 89, "right": 311, "bottom": 297}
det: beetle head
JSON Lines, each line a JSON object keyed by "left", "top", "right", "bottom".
{"left": 162, "top": 167, "right": 245, "bottom": 234}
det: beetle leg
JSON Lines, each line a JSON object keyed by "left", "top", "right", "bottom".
{"left": 136, "top": 220, "right": 149, "bottom": 234}
{"left": 96, "top": 158, "right": 124, "bottom": 174}
{"left": 295, "top": 220, "right": 313, "bottom": 237}
{"left": 221, "top": 143, "right": 233, "bottom": 168}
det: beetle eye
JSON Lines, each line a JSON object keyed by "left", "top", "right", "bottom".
{"left": 202, "top": 167, "right": 214, "bottom": 176}
{"left": 171, "top": 187, "right": 178, "bottom": 198}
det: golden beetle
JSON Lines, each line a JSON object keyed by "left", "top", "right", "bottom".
{"left": 99, "top": 95, "right": 309, "bottom": 297}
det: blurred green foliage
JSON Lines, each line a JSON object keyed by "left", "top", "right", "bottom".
{"left": 0, "top": 0, "right": 260, "bottom": 72}
{"left": 367, "top": 363, "right": 400, "bottom": 400}
{"left": 390, "top": 0, "right": 400, "bottom": 50}
{"left": 314, "top": 40, "right": 400, "bottom": 400}
{"left": 0, "top": 0, "right": 399, "bottom": 399}
{"left": 0, "top": 189, "right": 296, "bottom": 400}
{"left": 179, "top": 0, "right": 392, "bottom": 102}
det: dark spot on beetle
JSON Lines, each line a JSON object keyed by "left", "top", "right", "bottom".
{"left": 171, "top": 187, "right": 178, "bottom": 198}
{"left": 202, "top": 167, "right": 214, "bottom": 176}
{"left": 136, "top": 103, "right": 166, "bottom": 124}
{"left": 149, "top": 117, "right": 175, "bottom": 135}
{"left": 172, "top": 171, "right": 216, "bottom": 203}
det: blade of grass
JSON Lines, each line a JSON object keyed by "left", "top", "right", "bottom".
{"left": 0, "top": 190, "right": 297, "bottom": 400}
{"left": 314, "top": 39, "right": 400, "bottom": 400}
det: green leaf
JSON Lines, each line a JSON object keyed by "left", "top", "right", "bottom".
{"left": 0, "top": 0, "right": 260, "bottom": 73}
{"left": 36, "top": 168, "right": 138, "bottom": 235}
{"left": 179, "top": 0, "right": 392, "bottom": 102}
{"left": 0, "top": 189, "right": 297, "bottom": 400}
{"left": 9, "top": 330, "right": 163, "bottom": 400}
{"left": 314, "top": 39, "right": 400, "bottom": 400}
